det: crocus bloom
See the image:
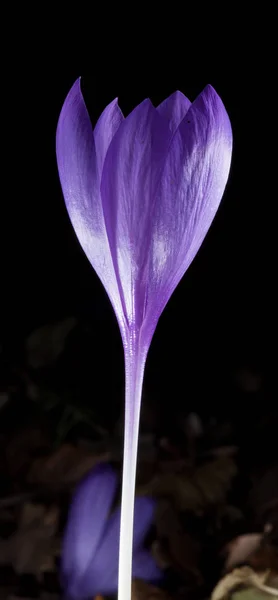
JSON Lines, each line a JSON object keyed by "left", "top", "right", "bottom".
{"left": 61, "top": 463, "right": 161, "bottom": 599}
{"left": 56, "top": 79, "right": 232, "bottom": 600}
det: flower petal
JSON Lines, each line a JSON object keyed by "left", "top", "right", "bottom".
{"left": 94, "top": 98, "right": 124, "bottom": 176}
{"left": 88, "top": 550, "right": 162, "bottom": 596}
{"left": 157, "top": 90, "right": 191, "bottom": 133}
{"left": 101, "top": 495, "right": 156, "bottom": 554}
{"left": 80, "top": 496, "right": 157, "bottom": 595}
{"left": 100, "top": 99, "right": 171, "bottom": 337}
{"left": 141, "top": 84, "right": 233, "bottom": 342}
{"left": 56, "top": 78, "right": 123, "bottom": 321}
{"left": 61, "top": 464, "right": 117, "bottom": 597}
{"left": 132, "top": 496, "right": 156, "bottom": 548}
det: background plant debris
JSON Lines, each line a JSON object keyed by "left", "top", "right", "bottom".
{"left": 0, "top": 319, "right": 277, "bottom": 599}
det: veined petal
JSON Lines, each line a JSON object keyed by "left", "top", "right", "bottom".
{"left": 94, "top": 98, "right": 124, "bottom": 177}
{"left": 56, "top": 78, "right": 123, "bottom": 321}
{"left": 141, "top": 84, "right": 232, "bottom": 340}
{"left": 100, "top": 99, "right": 171, "bottom": 336}
{"left": 61, "top": 464, "right": 117, "bottom": 596}
{"left": 157, "top": 90, "right": 191, "bottom": 133}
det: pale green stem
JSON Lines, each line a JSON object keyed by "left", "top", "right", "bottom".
{"left": 117, "top": 340, "right": 147, "bottom": 600}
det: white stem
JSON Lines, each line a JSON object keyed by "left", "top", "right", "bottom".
{"left": 117, "top": 340, "right": 147, "bottom": 600}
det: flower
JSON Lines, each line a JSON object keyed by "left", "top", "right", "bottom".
{"left": 56, "top": 80, "right": 232, "bottom": 350}
{"left": 56, "top": 80, "right": 232, "bottom": 600}
{"left": 61, "top": 463, "right": 161, "bottom": 599}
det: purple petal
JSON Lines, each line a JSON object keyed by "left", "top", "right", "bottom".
{"left": 100, "top": 99, "right": 171, "bottom": 338}
{"left": 100, "top": 495, "right": 156, "bottom": 555}
{"left": 88, "top": 550, "right": 161, "bottom": 596}
{"left": 94, "top": 98, "right": 124, "bottom": 176}
{"left": 80, "top": 496, "right": 156, "bottom": 595}
{"left": 132, "top": 496, "right": 156, "bottom": 548}
{"left": 56, "top": 78, "right": 123, "bottom": 322}
{"left": 133, "top": 549, "right": 162, "bottom": 582}
{"left": 157, "top": 90, "right": 191, "bottom": 133}
{"left": 141, "top": 84, "right": 232, "bottom": 343}
{"left": 61, "top": 464, "right": 117, "bottom": 596}
{"left": 100, "top": 85, "right": 232, "bottom": 349}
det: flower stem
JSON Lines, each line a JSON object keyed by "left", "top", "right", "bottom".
{"left": 118, "top": 339, "right": 147, "bottom": 600}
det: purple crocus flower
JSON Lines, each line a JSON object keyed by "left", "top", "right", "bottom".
{"left": 56, "top": 79, "right": 232, "bottom": 600}
{"left": 61, "top": 463, "right": 161, "bottom": 599}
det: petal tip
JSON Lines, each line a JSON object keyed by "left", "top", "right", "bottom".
{"left": 201, "top": 83, "right": 226, "bottom": 106}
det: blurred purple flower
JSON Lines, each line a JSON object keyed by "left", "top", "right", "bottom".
{"left": 61, "top": 463, "right": 161, "bottom": 599}
{"left": 56, "top": 80, "right": 232, "bottom": 600}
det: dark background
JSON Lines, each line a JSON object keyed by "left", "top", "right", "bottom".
{"left": 0, "top": 28, "right": 277, "bottom": 599}
{"left": 1, "top": 45, "right": 276, "bottom": 431}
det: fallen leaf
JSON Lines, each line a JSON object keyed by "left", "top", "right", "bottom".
{"left": 232, "top": 589, "right": 275, "bottom": 599}
{"left": 155, "top": 500, "right": 202, "bottom": 582}
{"left": 248, "top": 542, "right": 278, "bottom": 574}
{"left": 6, "top": 426, "right": 50, "bottom": 480}
{"left": 250, "top": 466, "right": 278, "bottom": 524}
{"left": 27, "top": 443, "right": 109, "bottom": 486}
{"left": 0, "top": 502, "right": 59, "bottom": 579}
{"left": 225, "top": 533, "right": 263, "bottom": 570}
{"left": 132, "top": 579, "right": 172, "bottom": 600}
{"left": 140, "top": 457, "right": 237, "bottom": 513}
{"left": 211, "top": 567, "right": 278, "bottom": 599}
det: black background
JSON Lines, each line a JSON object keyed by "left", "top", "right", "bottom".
{"left": 1, "top": 31, "right": 276, "bottom": 428}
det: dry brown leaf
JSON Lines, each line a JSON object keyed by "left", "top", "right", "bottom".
{"left": 224, "top": 531, "right": 278, "bottom": 575}
{"left": 27, "top": 443, "right": 109, "bottom": 485}
{"left": 155, "top": 500, "right": 202, "bottom": 582}
{"left": 0, "top": 502, "right": 59, "bottom": 579}
{"left": 232, "top": 589, "right": 276, "bottom": 599}
{"left": 250, "top": 466, "right": 278, "bottom": 524}
{"left": 225, "top": 533, "right": 263, "bottom": 570}
{"left": 248, "top": 542, "right": 278, "bottom": 574}
{"left": 6, "top": 426, "right": 49, "bottom": 480}
{"left": 132, "top": 579, "right": 172, "bottom": 600}
{"left": 140, "top": 457, "right": 237, "bottom": 513}
{"left": 211, "top": 567, "right": 278, "bottom": 599}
